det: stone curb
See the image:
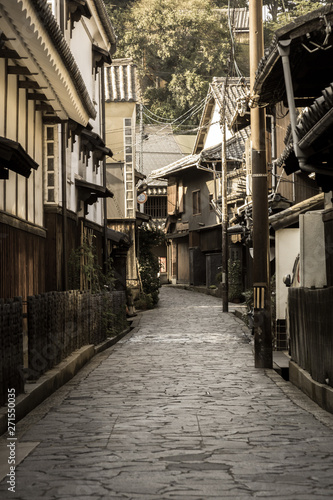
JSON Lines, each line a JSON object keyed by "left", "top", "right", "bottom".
{"left": 0, "top": 319, "right": 138, "bottom": 437}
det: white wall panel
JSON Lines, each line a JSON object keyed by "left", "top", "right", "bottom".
{"left": 6, "top": 74, "right": 17, "bottom": 141}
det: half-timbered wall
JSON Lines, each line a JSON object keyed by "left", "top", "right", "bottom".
{"left": 0, "top": 65, "right": 44, "bottom": 227}
{"left": 0, "top": 57, "right": 45, "bottom": 299}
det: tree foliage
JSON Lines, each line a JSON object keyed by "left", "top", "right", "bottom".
{"left": 137, "top": 226, "right": 164, "bottom": 307}
{"left": 105, "top": 0, "right": 231, "bottom": 123}
{"left": 264, "top": 0, "right": 327, "bottom": 22}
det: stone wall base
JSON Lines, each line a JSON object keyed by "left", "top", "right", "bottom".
{"left": 290, "top": 360, "right": 333, "bottom": 414}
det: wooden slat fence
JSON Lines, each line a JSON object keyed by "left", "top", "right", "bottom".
{"left": 27, "top": 290, "right": 126, "bottom": 380}
{"left": 0, "top": 298, "right": 24, "bottom": 406}
{"left": 288, "top": 287, "right": 333, "bottom": 388}
{"left": 0, "top": 290, "right": 127, "bottom": 402}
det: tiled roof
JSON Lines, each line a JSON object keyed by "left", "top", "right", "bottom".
{"left": 199, "top": 127, "right": 249, "bottom": 163}
{"left": 105, "top": 59, "right": 138, "bottom": 102}
{"left": 253, "top": 5, "right": 333, "bottom": 108}
{"left": 215, "top": 8, "right": 249, "bottom": 33}
{"left": 210, "top": 77, "right": 250, "bottom": 129}
{"left": 92, "top": 0, "right": 117, "bottom": 49}
{"left": 276, "top": 81, "right": 333, "bottom": 189}
{"left": 150, "top": 127, "right": 249, "bottom": 178}
{"left": 136, "top": 125, "right": 186, "bottom": 178}
{"left": 226, "top": 127, "right": 250, "bottom": 160}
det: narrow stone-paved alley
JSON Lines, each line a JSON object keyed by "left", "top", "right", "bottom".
{"left": 1, "top": 286, "right": 333, "bottom": 499}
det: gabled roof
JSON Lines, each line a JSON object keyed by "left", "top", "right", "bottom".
{"left": 193, "top": 76, "right": 250, "bottom": 153}
{"left": 253, "top": 5, "right": 333, "bottom": 108}
{"left": 105, "top": 59, "right": 138, "bottom": 102}
{"left": 150, "top": 153, "right": 201, "bottom": 179}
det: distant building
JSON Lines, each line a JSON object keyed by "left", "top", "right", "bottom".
{"left": 136, "top": 124, "right": 196, "bottom": 282}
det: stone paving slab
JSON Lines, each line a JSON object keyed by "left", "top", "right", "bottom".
{"left": 1, "top": 286, "right": 333, "bottom": 499}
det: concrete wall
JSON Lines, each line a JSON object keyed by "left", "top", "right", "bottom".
{"left": 300, "top": 211, "right": 327, "bottom": 288}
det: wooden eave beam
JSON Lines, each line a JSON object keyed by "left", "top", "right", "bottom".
{"left": 35, "top": 103, "right": 54, "bottom": 112}
{"left": 42, "top": 115, "right": 63, "bottom": 124}
{"left": 27, "top": 92, "right": 49, "bottom": 101}
{"left": 0, "top": 48, "right": 24, "bottom": 59}
{"left": 18, "top": 80, "right": 42, "bottom": 90}
{"left": 8, "top": 66, "right": 37, "bottom": 75}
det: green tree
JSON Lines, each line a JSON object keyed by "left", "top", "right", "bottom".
{"left": 264, "top": 0, "right": 326, "bottom": 22}
{"left": 106, "top": 0, "right": 230, "bottom": 124}
{"left": 137, "top": 226, "right": 164, "bottom": 307}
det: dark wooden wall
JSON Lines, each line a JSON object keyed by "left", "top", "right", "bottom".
{"left": 44, "top": 211, "right": 104, "bottom": 292}
{"left": 288, "top": 287, "right": 333, "bottom": 388}
{"left": 44, "top": 211, "right": 80, "bottom": 292}
{"left": 0, "top": 222, "right": 45, "bottom": 300}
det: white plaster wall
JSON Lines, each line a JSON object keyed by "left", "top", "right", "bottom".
{"left": 70, "top": 22, "right": 94, "bottom": 99}
{"left": 34, "top": 114, "right": 44, "bottom": 227}
{"left": 203, "top": 102, "right": 232, "bottom": 149}
{"left": 276, "top": 228, "right": 300, "bottom": 320}
{"left": 0, "top": 59, "right": 5, "bottom": 137}
{"left": 27, "top": 102, "right": 35, "bottom": 223}
{"left": 204, "top": 103, "right": 223, "bottom": 149}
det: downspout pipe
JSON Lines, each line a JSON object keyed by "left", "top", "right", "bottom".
{"left": 266, "top": 113, "right": 276, "bottom": 191}
{"left": 277, "top": 40, "right": 307, "bottom": 168}
{"left": 278, "top": 40, "right": 333, "bottom": 181}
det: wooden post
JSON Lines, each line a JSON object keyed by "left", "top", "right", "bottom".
{"left": 249, "top": 0, "right": 272, "bottom": 368}
{"left": 221, "top": 105, "right": 229, "bottom": 312}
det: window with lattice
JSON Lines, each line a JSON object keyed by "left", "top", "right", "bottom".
{"left": 145, "top": 196, "right": 167, "bottom": 219}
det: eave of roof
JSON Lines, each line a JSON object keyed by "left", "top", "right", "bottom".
{"left": 0, "top": 136, "right": 38, "bottom": 178}
{"left": 75, "top": 178, "right": 113, "bottom": 205}
{"left": 150, "top": 154, "right": 201, "bottom": 179}
{"left": 151, "top": 127, "right": 249, "bottom": 179}
{"left": 253, "top": 5, "right": 333, "bottom": 108}
{"left": 92, "top": 0, "right": 117, "bottom": 52}
{"left": 269, "top": 192, "right": 324, "bottom": 230}
{"left": 106, "top": 227, "right": 131, "bottom": 247}
{"left": 0, "top": 0, "right": 97, "bottom": 124}
{"left": 276, "top": 82, "right": 333, "bottom": 189}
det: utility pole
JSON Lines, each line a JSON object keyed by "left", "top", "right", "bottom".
{"left": 249, "top": 0, "right": 272, "bottom": 368}
{"left": 221, "top": 88, "right": 228, "bottom": 313}
{"left": 139, "top": 102, "right": 143, "bottom": 173}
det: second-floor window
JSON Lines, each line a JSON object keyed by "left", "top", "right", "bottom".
{"left": 192, "top": 190, "right": 201, "bottom": 215}
{"left": 44, "top": 125, "right": 57, "bottom": 204}
{"left": 145, "top": 196, "right": 167, "bottom": 219}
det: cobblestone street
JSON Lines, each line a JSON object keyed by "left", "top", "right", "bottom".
{"left": 1, "top": 286, "right": 333, "bottom": 499}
